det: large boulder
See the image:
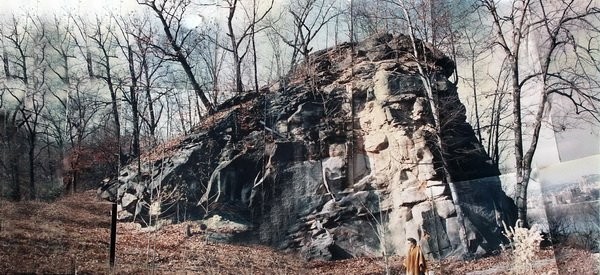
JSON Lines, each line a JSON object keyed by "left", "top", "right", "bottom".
{"left": 98, "top": 33, "right": 516, "bottom": 260}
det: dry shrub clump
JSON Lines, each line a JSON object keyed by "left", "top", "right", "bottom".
{"left": 502, "top": 220, "right": 545, "bottom": 274}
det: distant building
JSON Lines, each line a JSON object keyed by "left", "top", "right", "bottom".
{"left": 579, "top": 174, "right": 600, "bottom": 192}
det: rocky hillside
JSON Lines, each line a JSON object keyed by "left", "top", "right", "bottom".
{"left": 99, "top": 33, "right": 516, "bottom": 261}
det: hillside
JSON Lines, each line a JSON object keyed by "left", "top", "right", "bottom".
{"left": 1, "top": 191, "right": 598, "bottom": 274}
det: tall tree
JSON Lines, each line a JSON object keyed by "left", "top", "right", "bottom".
{"left": 198, "top": 27, "right": 227, "bottom": 105}
{"left": 43, "top": 13, "right": 117, "bottom": 194}
{"left": 480, "top": 0, "right": 600, "bottom": 223}
{"left": 0, "top": 108, "right": 24, "bottom": 200}
{"left": 113, "top": 14, "right": 144, "bottom": 159}
{"left": 2, "top": 13, "right": 49, "bottom": 199}
{"left": 483, "top": 63, "right": 512, "bottom": 169}
{"left": 221, "top": 0, "right": 273, "bottom": 93}
{"left": 270, "top": 0, "right": 340, "bottom": 68}
{"left": 138, "top": 0, "right": 216, "bottom": 114}
{"left": 82, "top": 15, "right": 127, "bottom": 165}
{"left": 47, "top": 81, "right": 105, "bottom": 194}
{"left": 134, "top": 14, "right": 169, "bottom": 140}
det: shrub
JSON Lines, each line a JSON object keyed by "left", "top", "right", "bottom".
{"left": 502, "top": 220, "right": 543, "bottom": 275}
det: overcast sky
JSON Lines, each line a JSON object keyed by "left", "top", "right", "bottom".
{"left": 3, "top": 0, "right": 599, "bottom": 171}
{"left": 0, "top": 0, "right": 138, "bottom": 15}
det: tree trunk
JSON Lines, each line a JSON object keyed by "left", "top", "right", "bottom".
{"left": 227, "top": 0, "right": 244, "bottom": 94}
{"left": 127, "top": 45, "right": 140, "bottom": 159}
{"left": 97, "top": 43, "right": 124, "bottom": 166}
{"left": 107, "top": 79, "right": 123, "bottom": 165}
{"left": 178, "top": 50, "right": 216, "bottom": 114}
{"left": 234, "top": 54, "right": 243, "bottom": 93}
{"left": 251, "top": 11, "right": 259, "bottom": 94}
{"left": 144, "top": 82, "right": 157, "bottom": 138}
{"left": 6, "top": 115, "right": 21, "bottom": 200}
{"left": 132, "top": 98, "right": 140, "bottom": 158}
{"left": 152, "top": 6, "right": 215, "bottom": 114}
{"left": 10, "top": 160, "right": 21, "bottom": 201}
{"left": 470, "top": 48, "right": 481, "bottom": 143}
{"left": 511, "top": 59, "right": 526, "bottom": 224}
{"left": 28, "top": 140, "right": 35, "bottom": 200}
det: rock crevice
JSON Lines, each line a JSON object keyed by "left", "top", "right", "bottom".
{"left": 99, "top": 33, "right": 515, "bottom": 260}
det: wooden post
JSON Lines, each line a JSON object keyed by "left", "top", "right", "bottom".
{"left": 109, "top": 202, "right": 117, "bottom": 269}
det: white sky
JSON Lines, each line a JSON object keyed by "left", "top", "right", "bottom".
{"left": 4, "top": 0, "right": 599, "bottom": 170}
{"left": 0, "top": 0, "right": 139, "bottom": 15}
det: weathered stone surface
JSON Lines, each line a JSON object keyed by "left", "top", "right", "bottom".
{"left": 421, "top": 208, "right": 452, "bottom": 257}
{"left": 427, "top": 180, "right": 444, "bottom": 187}
{"left": 322, "top": 156, "right": 346, "bottom": 193}
{"left": 399, "top": 187, "right": 428, "bottom": 206}
{"left": 404, "top": 219, "right": 421, "bottom": 246}
{"left": 373, "top": 70, "right": 392, "bottom": 101}
{"left": 99, "top": 33, "right": 516, "bottom": 261}
{"left": 435, "top": 199, "right": 457, "bottom": 219}
{"left": 412, "top": 97, "right": 427, "bottom": 120}
{"left": 121, "top": 193, "right": 138, "bottom": 209}
{"left": 301, "top": 230, "right": 334, "bottom": 260}
{"left": 426, "top": 185, "right": 448, "bottom": 199}
{"left": 445, "top": 217, "right": 463, "bottom": 249}
{"left": 411, "top": 202, "right": 433, "bottom": 225}
{"left": 117, "top": 210, "right": 133, "bottom": 220}
{"left": 364, "top": 133, "right": 388, "bottom": 153}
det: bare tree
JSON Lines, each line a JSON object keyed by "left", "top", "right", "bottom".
{"left": 72, "top": 15, "right": 128, "bottom": 165}
{"left": 480, "top": 0, "right": 600, "bottom": 223}
{"left": 219, "top": 0, "right": 273, "bottom": 93}
{"left": 113, "top": 14, "right": 144, "bottom": 159}
{"left": 0, "top": 17, "right": 24, "bottom": 200}
{"left": 47, "top": 82, "right": 105, "bottom": 194}
{"left": 1, "top": 14, "right": 30, "bottom": 84}
{"left": 37, "top": 11, "right": 117, "bottom": 195}
{"left": 134, "top": 16, "right": 169, "bottom": 140}
{"left": 0, "top": 107, "right": 24, "bottom": 200}
{"left": 483, "top": 66, "right": 513, "bottom": 169}
{"left": 198, "top": 27, "right": 227, "bottom": 105}
{"left": 270, "top": 0, "right": 340, "bottom": 68}
{"left": 1, "top": 13, "right": 52, "bottom": 200}
{"left": 137, "top": 0, "right": 216, "bottom": 114}
{"left": 45, "top": 15, "right": 78, "bottom": 86}
{"left": 460, "top": 18, "right": 488, "bottom": 143}
{"left": 44, "top": 15, "right": 77, "bottom": 193}
{"left": 264, "top": 26, "right": 286, "bottom": 83}
{"left": 139, "top": 59, "right": 167, "bottom": 141}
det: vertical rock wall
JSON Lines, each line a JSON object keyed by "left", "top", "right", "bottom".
{"left": 99, "top": 34, "right": 516, "bottom": 260}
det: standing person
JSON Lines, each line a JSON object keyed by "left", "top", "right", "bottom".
{"left": 403, "top": 238, "right": 427, "bottom": 275}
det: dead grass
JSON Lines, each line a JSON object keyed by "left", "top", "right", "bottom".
{"left": 1, "top": 192, "right": 597, "bottom": 274}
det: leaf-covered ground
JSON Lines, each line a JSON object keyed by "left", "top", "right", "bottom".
{"left": 1, "top": 191, "right": 598, "bottom": 274}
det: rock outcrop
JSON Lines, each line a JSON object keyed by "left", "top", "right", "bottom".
{"left": 99, "top": 33, "right": 516, "bottom": 260}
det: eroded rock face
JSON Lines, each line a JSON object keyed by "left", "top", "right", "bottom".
{"left": 99, "top": 34, "right": 516, "bottom": 260}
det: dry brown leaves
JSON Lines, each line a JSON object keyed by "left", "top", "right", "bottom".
{"left": 554, "top": 247, "right": 600, "bottom": 275}
{"left": 138, "top": 96, "right": 261, "bottom": 165}
{"left": 139, "top": 135, "right": 187, "bottom": 164}
{"left": 1, "top": 192, "right": 597, "bottom": 274}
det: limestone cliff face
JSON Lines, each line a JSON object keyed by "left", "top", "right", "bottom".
{"left": 99, "top": 34, "right": 516, "bottom": 260}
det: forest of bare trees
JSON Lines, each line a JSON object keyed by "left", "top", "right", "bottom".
{"left": 0, "top": 0, "right": 599, "bottom": 229}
